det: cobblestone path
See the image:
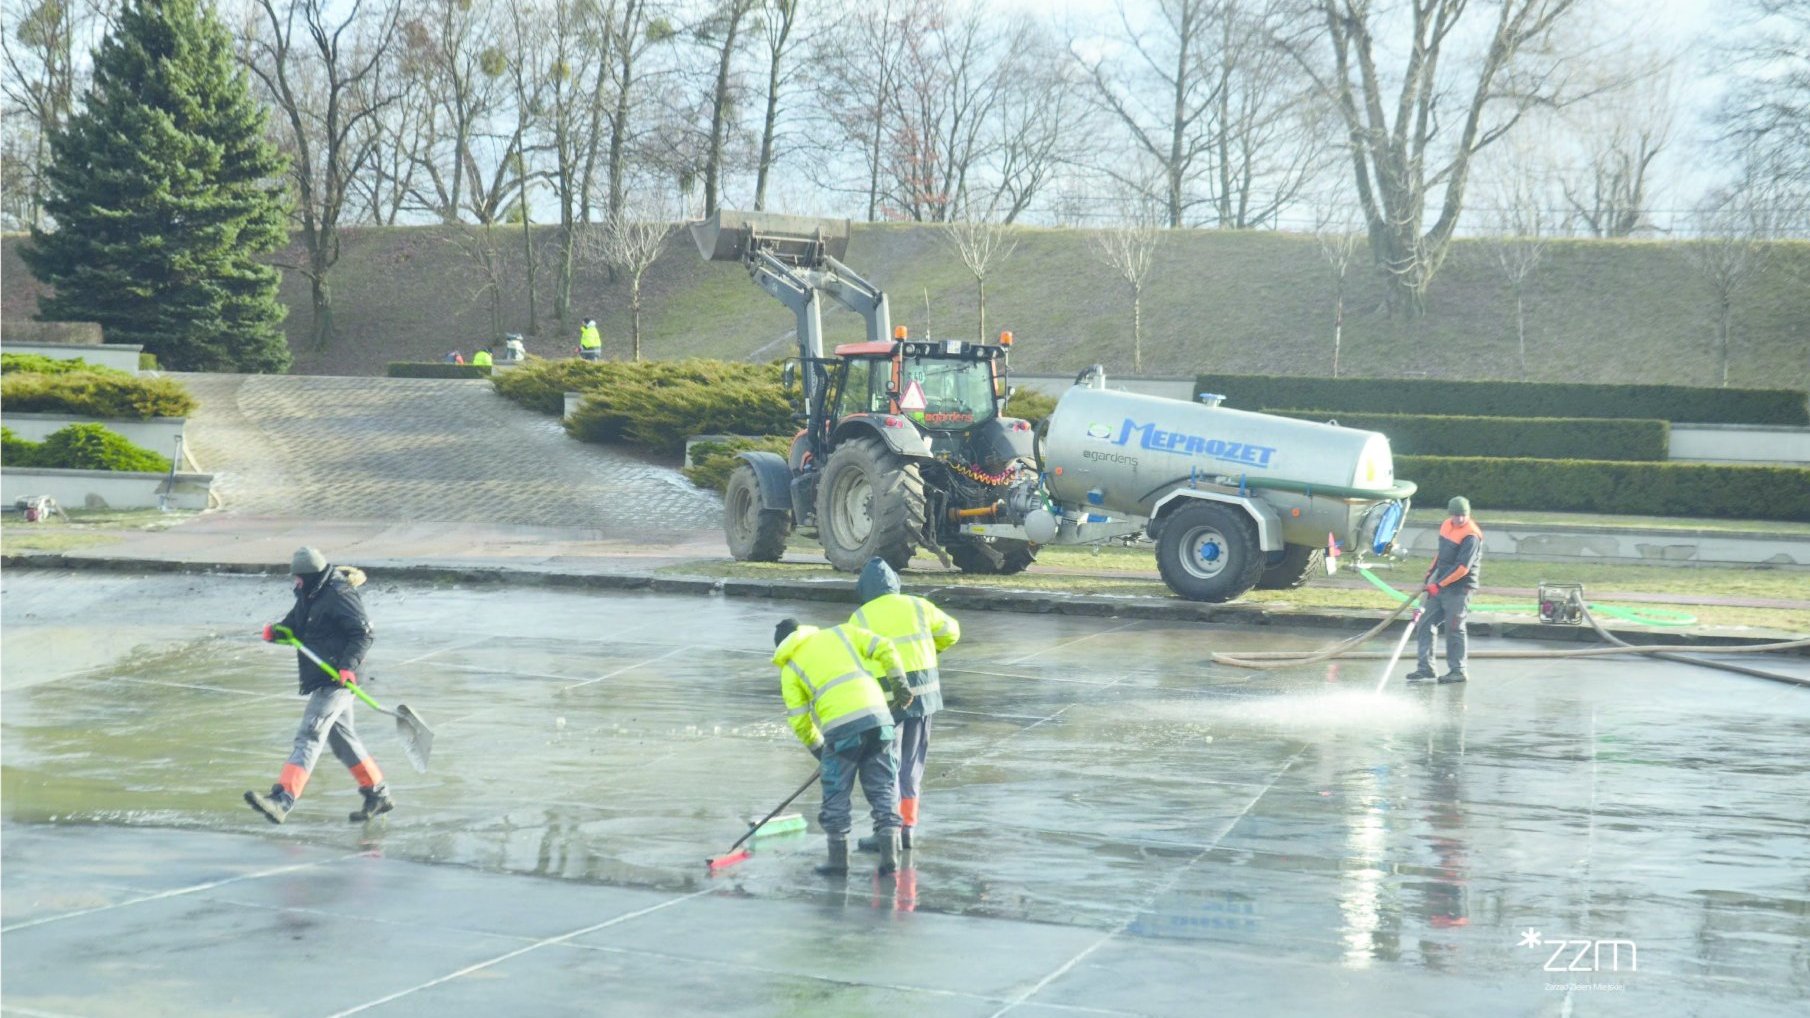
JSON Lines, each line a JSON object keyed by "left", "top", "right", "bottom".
{"left": 173, "top": 373, "right": 722, "bottom": 536}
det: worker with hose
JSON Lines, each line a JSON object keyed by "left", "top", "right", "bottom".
{"left": 848, "top": 557, "right": 960, "bottom": 854}
{"left": 772, "top": 617, "right": 914, "bottom": 876}
{"left": 1406, "top": 497, "right": 1483, "bottom": 684}
{"left": 244, "top": 547, "right": 393, "bottom": 824}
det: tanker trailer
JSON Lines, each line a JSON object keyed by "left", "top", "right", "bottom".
{"left": 969, "top": 370, "right": 1417, "bottom": 602}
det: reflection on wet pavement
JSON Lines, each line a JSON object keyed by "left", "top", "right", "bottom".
{"left": 3, "top": 571, "right": 1808, "bottom": 1016}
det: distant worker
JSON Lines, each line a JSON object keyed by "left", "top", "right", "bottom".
{"left": 471, "top": 346, "right": 493, "bottom": 367}
{"left": 443, "top": 350, "right": 464, "bottom": 364}
{"left": 578, "top": 318, "right": 602, "bottom": 361}
{"left": 848, "top": 557, "right": 959, "bottom": 853}
{"left": 1406, "top": 496, "right": 1483, "bottom": 685}
{"left": 503, "top": 335, "right": 527, "bottom": 362}
{"left": 246, "top": 547, "right": 393, "bottom": 825}
{"left": 772, "top": 616, "right": 914, "bottom": 876}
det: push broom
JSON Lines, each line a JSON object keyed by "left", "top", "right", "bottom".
{"left": 270, "top": 625, "right": 435, "bottom": 773}
{"left": 706, "top": 767, "right": 820, "bottom": 873}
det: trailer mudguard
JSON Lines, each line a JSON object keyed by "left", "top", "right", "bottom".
{"left": 1148, "top": 489, "right": 1284, "bottom": 551}
{"left": 831, "top": 416, "right": 935, "bottom": 460}
{"left": 737, "top": 451, "right": 794, "bottom": 511}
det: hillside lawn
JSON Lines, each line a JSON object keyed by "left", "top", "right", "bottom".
{"left": 5, "top": 224, "right": 1808, "bottom": 390}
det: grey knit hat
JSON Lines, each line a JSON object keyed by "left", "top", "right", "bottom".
{"left": 1447, "top": 496, "right": 1471, "bottom": 517}
{"left": 291, "top": 546, "right": 328, "bottom": 574}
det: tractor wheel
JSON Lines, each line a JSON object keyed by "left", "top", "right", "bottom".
{"left": 1154, "top": 501, "right": 1265, "bottom": 603}
{"left": 724, "top": 463, "right": 791, "bottom": 562}
{"left": 816, "top": 435, "right": 925, "bottom": 573}
{"left": 1255, "top": 543, "right": 1323, "bottom": 590}
{"left": 948, "top": 539, "right": 1038, "bottom": 575}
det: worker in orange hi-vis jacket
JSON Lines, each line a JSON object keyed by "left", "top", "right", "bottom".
{"left": 1405, "top": 497, "right": 1483, "bottom": 685}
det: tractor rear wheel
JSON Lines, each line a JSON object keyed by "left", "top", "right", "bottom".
{"left": 816, "top": 435, "right": 925, "bottom": 573}
{"left": 724, "top": 463, "right": 791, "bottom": 562}
{"left": 1255, "top": 543, "right": 1323, "bottom": 590}
{"left": 1154, "top": 501, "right": 1265, "bottom": 602}
{"left": 948, "top": 539, "right": 1037, "bottom": 575}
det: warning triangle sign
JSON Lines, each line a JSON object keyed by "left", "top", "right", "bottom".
{"left": 900, "top": 380, "right": 927, "bottom": 411}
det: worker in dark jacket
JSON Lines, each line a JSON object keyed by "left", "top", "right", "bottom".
{"left": 245, "top": 547, "right": 393, "bottom": 824}
{"left": 1407, "top": 497, "right": 1483, "bottom": 684}
{"left": 849, "top": 557, "right": 959, "bottom": 852}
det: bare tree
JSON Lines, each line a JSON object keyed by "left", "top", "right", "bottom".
{"left": 445, "top": 221, "right": 516, "bottom": 342}
{"left": 1209, "top": 0, "right": 1330, "bottom": 229}
{"left": 1072, "top": 0, "right": 1219, "bottom": 228}
{"left": 1090, "top": 196, "right": 1163, "bottom": 372}
{"left": 1718, "top": 0, "right": 1810, "bottom": 199}
{"left": 1279, "top": 0, "right": 1594, "bottom": 315}
{"left": 1484, "top": 148, "right": 1555, "bottom": 378}
{"left": 985, "top": 18, "right": 1085, "bottom": 223}
{"left": 600, "top": 0, "right": 672, "bottom": 220}
{"left": 940, "top": 204, "right": 1018, "bottom": 343}
{"left": 579, "top": 208, "right": 675, "bottom": 361}
{"left": 1684, "top": 181, "right": 1782, "bottom": 387}
{"left": 390, "top": 0, "right": 519, "bottom": 225}
{"left": 808, "top": 0, "right": 913, "bottom": 221}
{"left": 242, "top": 0, "right": 403, "bottom": 349}
{"left": 1, "top": 0, "right": 107, "bottom": 229}
{"left": 699, "top": 0, "right": 758, "bottom": 217}
{"left": 752, "top": 0, "right": 801, "bottom": 210}
{"left": 1312, "top": 201, "right": 1361, "bottom": 377}
{"left": 498, "top": 0, "right": 547, "bottom": 333}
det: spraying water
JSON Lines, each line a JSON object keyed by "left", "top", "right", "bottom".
{"left": 1373, "top": 607, "right": 1422, "bottom": 695}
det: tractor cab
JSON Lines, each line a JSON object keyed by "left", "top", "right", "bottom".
{"left": 827, "top": 336, "right": 1008, "bottom": 435}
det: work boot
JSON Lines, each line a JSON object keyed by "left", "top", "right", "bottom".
{"left": 348, "top": 785, "right": 394, "bottom": 823}
{"left": 1404, "top": 667, "right": 1437, "bottom": 683}
{"left": 815, "top": 837, "right": 850, "bottom": 876}
{"left": 1437, "top": 670, "right": 1469, "bottom": 684}
{"left": 244, "top": 786, "right": 293, "bottom": 825}
{"left": 855, "top": 834, "right": 881, "bottom": 853}
{"left": 878, "top": 831, "right": 902, "bottom": 876}
{"left": 901, "top": 827, "right": 914, "bottom": 850}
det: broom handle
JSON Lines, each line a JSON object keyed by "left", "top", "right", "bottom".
{"left": 724, "top": 767, "right": 821, "bottom": 856}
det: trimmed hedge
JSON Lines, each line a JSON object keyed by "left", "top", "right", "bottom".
{"left": 2, "top": 353, "right": 125, "bottom": 376}
{"left": 491, "top": 358, "right": 618, "bottom": 414}
{"left": 387, "top": 361, "right": 493, "bottom": 378}
{"left": 1004, "top": 386, "right": 1057, "bottom": 425}
{"left": 1268, "top": 409, "right": 1669, "bottom": 461}
{"left": 683, "top": 436, "right": 794, "bottom": 492}
{"left": 1198, "top": 374, "right": 1810, "bottom": 425}
{"left": 0, "top": 370, "right": 196, "bottom": 418}
{"left": 2, "top": 423, "right": 172, "bottom": 472}
{"left": 1397, "top": 455, "right": 1810, "bottom": 522}
{"left": 567, "top": 367, "right": 794, "bottom": 456}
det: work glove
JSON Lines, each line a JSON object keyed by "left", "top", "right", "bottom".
{"left": 338, "top": 668, "right": 358, "bottom": 687}
{"left": 1424, "top": 582, "right": 1440, "bottom": 598}
{"left": 261, "top": 623, "right": 276, "bottom": 643}
{"left": 890, "top": 679, "right": 915, "bottom": 713}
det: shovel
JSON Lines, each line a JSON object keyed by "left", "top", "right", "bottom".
{"left": 271, "top": 625, "right": 434, "bottom": 773}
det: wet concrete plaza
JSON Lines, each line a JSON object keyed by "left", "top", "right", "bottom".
{"left": 3, "top": 570, "right": 1808, "bottom": 1016}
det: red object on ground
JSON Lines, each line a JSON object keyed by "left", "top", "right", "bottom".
{"left": 706, "top": 849, "right": 752, "bottom": 873}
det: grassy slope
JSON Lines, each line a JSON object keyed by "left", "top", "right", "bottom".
{"left": 5, "top": 226, "right": 1808, "bottom": 389}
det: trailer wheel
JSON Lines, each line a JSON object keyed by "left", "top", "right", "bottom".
{"left": 948, "top": 539, "right": 1037, "bottom": 575}
{"left": 1154, "top": 501, "right": 1265, "bottom": 602}
{"left": 817, "top": 435, "right": 924, "bottom": 572}
{"left": 1255, "top": 543, "right": 1323, "bottom": 590}
{"left": 724, "top": 463, "right": 791, "bottom": 562}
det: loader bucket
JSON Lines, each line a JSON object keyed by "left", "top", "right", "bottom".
{"left": 689, "top": 209, "right": 851, "bottom": 266}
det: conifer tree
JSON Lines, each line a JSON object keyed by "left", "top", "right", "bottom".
{"left": 22, "top": 0, "right": 291, "bottom": 372}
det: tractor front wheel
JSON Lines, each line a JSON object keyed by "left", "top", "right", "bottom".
{"left": 724, "top": 463, "right": 791, "bottom": 562}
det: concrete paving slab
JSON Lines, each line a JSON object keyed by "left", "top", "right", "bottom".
{"left": 4, "top": 573, "right": 1808, "bottom": 1016}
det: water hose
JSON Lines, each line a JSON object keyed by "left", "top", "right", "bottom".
{"left": 1351, "top": 565, "right": 1695, "bottom": 628}
{"left": 1210, "top": 573, "right": 1810, "bottom": 682}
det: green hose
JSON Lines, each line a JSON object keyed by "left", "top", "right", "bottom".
{"left": 1353, "top": 566, "right": 1695, "bottom": 628}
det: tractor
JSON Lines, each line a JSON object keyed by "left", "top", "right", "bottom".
{"left": 689, "top": 210, "right": 1038, "bottom": 575}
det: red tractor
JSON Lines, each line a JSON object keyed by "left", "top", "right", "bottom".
{"left": 690, "top": 210, "right": 1039, "bottom": 575}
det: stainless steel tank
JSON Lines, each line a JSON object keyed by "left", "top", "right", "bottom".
{"left": 1041, "top": 387, "right": 1406, "bottom": 544}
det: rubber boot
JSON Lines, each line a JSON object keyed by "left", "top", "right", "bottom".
{"left": 901, "top": 826, "right": 914, "bottom": 850}
{"left": 855, "top": 834, "right": 881, "bottom": 853}
{"left": 348, "top": 785, "right": 394, "bottom": 822}
{"left": 815, "top": 837, "right": 849, "bottom": 876}
{"left": 878, "top": 831, "right": 902, "bottom": 876}
{"left": 244, "top": 786, "right": 293, "bottom": 825}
